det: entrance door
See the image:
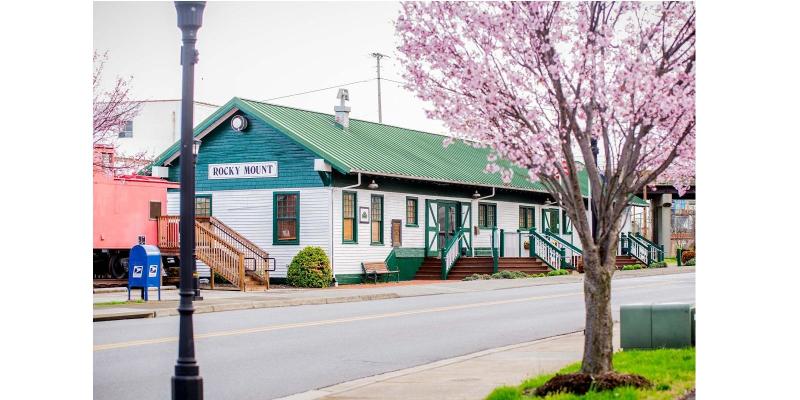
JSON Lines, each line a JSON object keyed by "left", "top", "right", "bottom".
{"left": 437, "top": 202, "right": 457, "bottom": 249}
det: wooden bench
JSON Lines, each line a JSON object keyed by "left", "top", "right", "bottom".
{"left": 361, "top": 261, "right": 400, "bottom": 284}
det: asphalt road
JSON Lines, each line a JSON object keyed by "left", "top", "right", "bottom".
{"left": 93, "top": 273, "right": 695, "bottom": 400}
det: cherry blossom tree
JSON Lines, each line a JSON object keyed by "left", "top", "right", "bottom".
{"left": 93, "top": 51, "right": 143, "bottom": 173}
{"left": 396, "top": 1, "right": 694, "bottom": 375}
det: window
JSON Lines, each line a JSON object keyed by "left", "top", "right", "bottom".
{"left": 274, "top": 192, "right": 299, "bottom": 245}
{"left": 391, "top": 219, "right": 402, "bottom": 247}
{"left": 371, "top": 195, "right": 383, "bottom": 244}
{"left": 406, "top": 197, "right": 418, "bottom": 227}
{"left": 562, "top": 212, "right": 573, "bottom": 234}
{"left": 519, "top": 206, "right": 535, "bottom": 229}
{"left": 149, "top": 201, "right": 162, "bottom": 220}
{"left": 478, "top": 203, "right": 497, "bottom": 228}
{"left": 342, "top": 191, "right": 357, "bottom": 243}
{"left": 118, "top": 121, "right": 133, "bottom": 138}
{"left": 542, "top": 208, "right": 560, "bottom": 234}
{"left": 195, "top": 195, "right": 212, "bottom": 217}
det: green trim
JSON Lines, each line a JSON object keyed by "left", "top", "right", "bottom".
{"left": 519, "top": 205, "right": 536, "bottom": 229}
{"left": 405, "top": 196, "right": 419, "bottom": 227}
{"left": 342, "top": 191, "right": 358, "bottom": 244}
{"left": 273, "top": 191, "right": 300, "bottom": 245}
{"left": 541, "top": 208, "right": 560, "bottom": 235}
{"left": 478, "top": 202, "right": 497, "bottom": 229}
{"left": 334, "top": 273, "right": 365, "bottom": 285}
{"left": 195, "top": 194, "right": 212, "bottom": 217}
{"left": 628, "top": 195, "right": 650, "bottom": 207}
{"left": 370, "top": 194, "right": 384, "bottom": 245}
{"left": 562, "top": 212, "right": 573, "bottom": 235}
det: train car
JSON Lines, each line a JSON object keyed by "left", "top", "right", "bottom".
{"left": 93, "top": 146, "right": 179, "bottom": 278}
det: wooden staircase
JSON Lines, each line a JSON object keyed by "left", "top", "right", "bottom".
{"left": 414, "top": 256, "right": 551, "bottom": 280}
{"left": 157, "top": 216, "right": 272, "bottom": 291}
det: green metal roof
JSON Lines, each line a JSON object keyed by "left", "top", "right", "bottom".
{"left": 628, "top": 195, "right": 650, "bottom": 207}
{"left": 151, "top": 97, "right": 589, "bottom": 195}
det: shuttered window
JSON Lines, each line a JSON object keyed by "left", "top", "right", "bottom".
{"left": 371, "top": 195, "right": 383, "bottom": 244}
{"left": 342, "top": 191, "right": 357, "bottom": 243}
{"left": 562, "top": 212, "right": 573, "bottom": 234}
{"left": 542, "top": 208, "right": 560, "bottom": 234}
{"left": 274, "top": 192, "right": 299, "bottom": 245}
{"left": 478, "top": 203, "right": 496, "bottom": 228}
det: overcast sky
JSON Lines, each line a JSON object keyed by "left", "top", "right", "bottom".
{"left": 93, "top": 1, "right": 446, "bottom": 133}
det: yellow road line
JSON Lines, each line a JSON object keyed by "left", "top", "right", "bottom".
{"left": 94, "top": 281, "right": 673, "bottom": 352}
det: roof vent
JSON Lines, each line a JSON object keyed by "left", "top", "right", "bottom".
{"left": 334, "top": 88, "right": 351, "bottom": 129}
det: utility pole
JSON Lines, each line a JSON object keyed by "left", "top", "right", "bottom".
{"left": 370, "top": 52, "right": 387, "bottom": 123}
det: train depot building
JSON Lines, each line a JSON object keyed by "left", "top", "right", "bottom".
{"left": 149, "top": 95, "right": 650, "bottom": 286}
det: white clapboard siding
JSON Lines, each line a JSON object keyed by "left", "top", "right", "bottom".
{"left": 166, "top": 187, "right": 332, "bottom": 278}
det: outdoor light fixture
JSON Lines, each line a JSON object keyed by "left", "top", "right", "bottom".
{"left": 368, "top": 180, "right": 379, "bottom": 189}
{"left": 192, "top": 138, "right": 201, "bottom": 163}
{"left": 472, "top": 190, "right": 481, "bottom": 199}
{"left": 173, "top": 2, "right": 206, "bottom": 400}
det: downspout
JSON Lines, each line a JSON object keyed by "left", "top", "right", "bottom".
{"left": 331, "top": 173, "right": 362, "bottom": 284}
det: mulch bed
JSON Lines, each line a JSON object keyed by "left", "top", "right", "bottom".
{"left": 527, "top": 372, "right": 652, "bottom": 397}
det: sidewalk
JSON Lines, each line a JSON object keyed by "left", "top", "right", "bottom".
{"left": 93, "top": 266, "right": 694, "bottom": 321}
{"left": 279, "top": 326, "right": 621, "bottom": 400}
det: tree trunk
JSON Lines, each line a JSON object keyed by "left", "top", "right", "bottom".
{"left": 580, "top": 248, "right": 615, "bottom": 374}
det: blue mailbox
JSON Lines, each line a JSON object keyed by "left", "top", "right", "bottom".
{"left": 128, "top": 244, "right": 162, "bottom": 301}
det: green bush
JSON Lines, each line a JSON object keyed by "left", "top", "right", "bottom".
{"left": 648, "top": 261, "right": 668, "bottom": 268}
{"left": 492, "top": 270, "right": 531, "bottom": 279}
{"left": 622, "top": 263, "right": 645, "bottom": 271}
{"left": 685, "top": 258, "right": 695, "bottom": 266}
{"left": 286, "top": 246, "right": 332, "bottom": 288}
{"left": 547, "top": 269, "right": 570, "bottom": 276}
{"left": 463, "top": 273, "right": 492, "bottom": 281}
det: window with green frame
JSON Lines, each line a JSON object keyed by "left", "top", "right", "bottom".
{"left": 542, "top": 208, "right": 560, "bottom": 234}
{"left": 342, "top": 191, "right": 357, "bottom": 243}
{"left": 406, "top": 197, "right": 418, "bottom": 227}
{"left": 519, "top": 206, "right": 535, "bottom": 229}
{"left": 562, "top": 212, "right": 573, "bottom": 234}
{"left": 478, "top": 203, "right": 497, "bottom": 228}
{"left": 371, "top": 195, "right": 383, "bottom": 244}
{"left": 195, "top": 195, "right": 212, "bottom": 217}
{"left": 274, "top": 192, "right": 299, "bottom": 245}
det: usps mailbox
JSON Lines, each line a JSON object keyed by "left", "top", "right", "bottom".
{"left": 127, "top": 244, "right": 162, "bottom": 301}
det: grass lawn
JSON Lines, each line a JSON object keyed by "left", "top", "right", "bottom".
{"left": 664, "top": 257, "right": 678, "bottom": 266}
{"left": 486, "top": 348, "right": 695, "bottom": 400}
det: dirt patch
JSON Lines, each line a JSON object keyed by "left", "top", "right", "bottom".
{"left": 527, "top": 372, "right": 652, "bottom": 397}
{"left": 677, "top": 387, "right": 695, "bottom": 400}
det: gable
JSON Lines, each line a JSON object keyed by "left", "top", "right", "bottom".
{"left": 167, "top": 110, "right": 328, "bottom": 191}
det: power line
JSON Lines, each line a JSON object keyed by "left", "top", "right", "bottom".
{"left": 262, "top": 78, "right": 375, "bottom": 102}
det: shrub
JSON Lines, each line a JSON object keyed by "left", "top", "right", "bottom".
{"left": 286, "top": 246, "right": 332, "bottom": 288}
{"left": 648, "top": 261, "right": 667, "bottom": 268}
{"left": 492, "top": 270, "right": 531, "bottom": 279}
{"left": 547, "top": 269, "right": 570, "bottom": 276}
{"left": 463, "top": 273, "right": 492, "bottom": 281}
{"left": 681, "top": 250, "right": 695, "bottom": 264}
{"left": 622, "top": 264, "right": 644, "bottom": 271}
{"left": 685, "top": 258, "right": 695, "bottom": 266}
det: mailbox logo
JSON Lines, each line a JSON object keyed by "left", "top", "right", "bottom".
{"left": 148, "top": 265, "right": 158, "bottom": 278}
{"left": 132, "top": 265, "right": 143, "bottom": 278}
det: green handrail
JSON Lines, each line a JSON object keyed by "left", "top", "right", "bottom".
{"left": 627, "top": 234, "right": 652, "bottom": 265}
{"left": 492, "top": 227, "right": 499, "bottom": 273}
{"left": 529, "top": 227, "right": 565, "bottom": 270}
{"left": 543, "top": 231, "right": 582, "bottom": 254}
{"left": 543, "top": 231, "right": 582, "bottom": 269}
{"left": 634, "top": 233, "right": 664, "bottom": 262}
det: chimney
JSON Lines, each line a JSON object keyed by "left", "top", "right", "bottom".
{"left": 334, "top": 88, "right": 351, "bottom": 129}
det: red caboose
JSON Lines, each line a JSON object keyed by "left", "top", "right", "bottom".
{"left": 93, "top": 146, "right": 178, "bottom": 278}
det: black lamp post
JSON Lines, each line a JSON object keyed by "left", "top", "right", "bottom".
{"left": 192, "top": 138, "right": 203, "bottom": 301}
{"left": 172, "top": 2, "right": 205, "bottom": 399}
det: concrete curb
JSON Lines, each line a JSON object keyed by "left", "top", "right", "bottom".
{"left": 93, "top": 286, "right": 178, "bottom": 294}
{"left": 95, "top": 293, "right": 400, "bottom": 321}
{"left": 274, "top": 330, "right": 585, "bottom": 400}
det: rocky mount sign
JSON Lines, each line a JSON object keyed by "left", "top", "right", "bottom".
{"left": 208, "top": 161, "right": 278, "bottom": 179}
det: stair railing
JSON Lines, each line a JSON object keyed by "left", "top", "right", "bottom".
{"left": 543, "top": 231, "right": 582, "bottom": 269}
{"left": 491, "top": 227, "right": 499, "bottom": 273}
{"left": 441, "top": 229, "right": 465, "bottom": 280}
{"left": 529, "top": 227, "right": 565, "bottom": 270}
{"left": 633, "top": 233, "right": 665, "bottom": 263}
{"left": 200, "top": 217, "right": 273, "bottom": 288}
{"left": 627, "top": 234, "right": 652, "bottom": 265}
{"left": 195, "top": 222, "right": 245, "bottom": 290}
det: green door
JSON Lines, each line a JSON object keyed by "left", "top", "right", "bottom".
{"left": 437, "top": 202, "right": 457, "bottom": 250}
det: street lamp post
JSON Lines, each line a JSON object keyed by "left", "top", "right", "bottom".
{"left": 192, "top": 138, "right": 202, "bottom": 301}
{"left": 172, "top": 2, "right": 205, "bottom": 399}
